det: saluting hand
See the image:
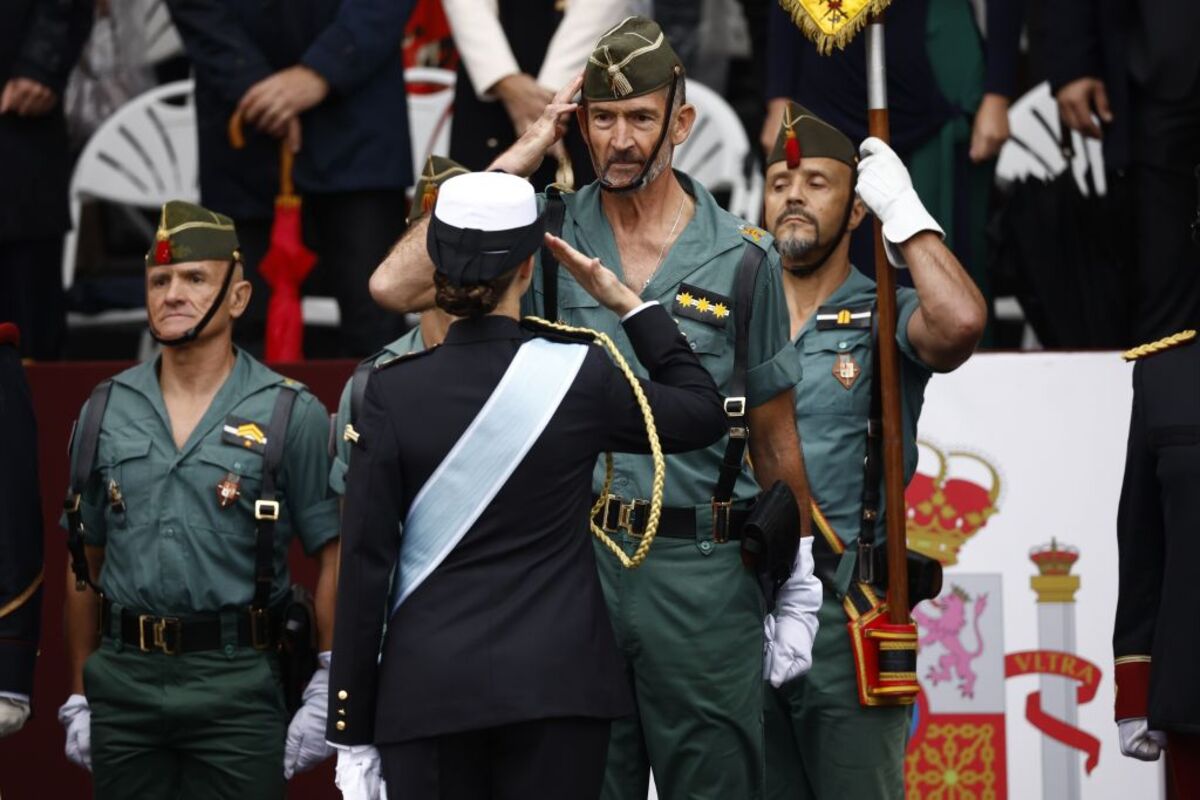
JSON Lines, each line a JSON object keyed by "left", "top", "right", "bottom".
{"left": 489, "top": 73, "right": 583, "bottom": 179}
{"left": 544, "top": 233, "right": 641, "bottom": 317}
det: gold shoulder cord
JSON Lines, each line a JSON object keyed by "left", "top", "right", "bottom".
{"left": 525, "top": 317, "right": 664, "bottom": 568}
{"left": 1122, "top": 329, "right": 1197, "bottom": 361}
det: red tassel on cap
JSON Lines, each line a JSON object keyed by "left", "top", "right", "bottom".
{"left": 421, "top": 184, "right": 438, "bottom": 216}
{"left": 785, "top": 127, "right": 801, "bottom": 170}
{"left": 154, "top": 237, "right": 172, "bottom": 265}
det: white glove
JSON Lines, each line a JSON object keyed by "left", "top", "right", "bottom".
{"left": 856, "top": 137, "right": 945, "bottom": 268}
{"left": 284, "top": 651, "right": 335, "bottom": 778}
{"left": 1118, "top": 717, "right": 1168, "bottom": 761}
{"left": 334, "top": 744, "right": 385, "bottom": 800}
{"left": 0, "top": 695, "right": 31, "bottom": 737}
{"left": 58, "top": 693, "right": 92, "bottom": 770}
{"left": 763, "top": 537, "right": 823, "bottom": 688}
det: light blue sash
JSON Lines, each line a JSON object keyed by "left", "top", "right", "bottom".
{"left": 391, "top": 337, "right": 588, "bottom": 614}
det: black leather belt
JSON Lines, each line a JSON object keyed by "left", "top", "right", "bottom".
{"left": 101, "top": 598, "right": 283, "bottom": 655}
{"left": 592, "top": 496, "right": 749, "bottom": 541}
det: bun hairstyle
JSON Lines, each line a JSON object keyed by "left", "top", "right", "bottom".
{"left": 433, "top": 268, "right": 519, "bottom": 318}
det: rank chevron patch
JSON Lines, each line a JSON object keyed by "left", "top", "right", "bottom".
{"left": 222, "top": 416, "right": 267, "bottom": 453}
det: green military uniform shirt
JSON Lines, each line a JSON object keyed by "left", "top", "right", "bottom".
{"left": 793, "top": 266, "right": 933, "bottom": 593}
{"left": 526, "top": 173, "right": 800, "bottom": 532}
{"left": 68, "top": 350, "right": 339, "bottom": 615}
{"left": 329, "top": 326, "right": 426, "bottom": 495}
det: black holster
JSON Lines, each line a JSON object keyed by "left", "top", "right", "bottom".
{"left": 278, "top": 584, "right": 318, "bottom": 715}
{"left": 740, "top": 481, "right": 802, "bottom": 611}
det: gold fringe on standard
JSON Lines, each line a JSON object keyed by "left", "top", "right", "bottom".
{"left": 778, "top": 0, "right": 892, "bottom": 55}
{"left": 525, "top": 317, "right": 665, "bottom": 569}
{"left": 1122, "top": 329, "right": 1197, "bottom": 361}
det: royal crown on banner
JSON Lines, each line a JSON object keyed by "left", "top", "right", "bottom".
{"left": 778, "top": 0, "right": 892, "bottom": 54}
{"left": 905, "top": 442, "right": 1001, "bottom": 567}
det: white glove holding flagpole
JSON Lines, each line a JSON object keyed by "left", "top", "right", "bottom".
{"left": 334, "top": 744, "right": 386, "bottom": 800}
{"left": 284, "top": 651, "right": 335, "bottom": 777}
{"left": 1117, "top": 718, "right": 1168, "bottom": 761}
{"left": 58, "top": 693, "right": 92, "bottom": 770}
{"left": 763, "top": 537, "right": 823, "bottom": 687}
{"left": 856, "top": 137, "right": 945, "bottom": 269}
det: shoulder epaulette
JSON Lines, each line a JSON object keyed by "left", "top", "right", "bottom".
{"left": 279, "top": 376, "right": 309, "bottom": 392}
{"left": 375, "top": 345, "right": 438, "bottom": 371}
{"left": 1122, "top": 329, "right": 1196, "bottom": 361}
{"left": 739, "top": 225, "right": 769, "bottom": 248}
{"left": 521, "top": 316, "right": 598, "bottom": 345}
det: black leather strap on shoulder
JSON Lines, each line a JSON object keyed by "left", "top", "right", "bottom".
{"left": 540, "top": 186, "right": 567, "bottom": 321}
{"left": 252, "top": 385, "right": 298, "bottom": 614}
{"left": 64, "top": 380, "right": 113, "bottom": 592}
{"left": 712, "top": 243, "right": 766, "bottom": 512}
{"left": 348, "top": 357, "right": 375, "bottom": 429}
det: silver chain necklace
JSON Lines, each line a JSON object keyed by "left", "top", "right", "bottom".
{"left": 642, "top": 194, "right": 688, "bottom": 291}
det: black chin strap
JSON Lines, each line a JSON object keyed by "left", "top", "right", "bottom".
{"left": 783, "top": 190, "right": 857, "bottom": 277}
{"left": 148, "top": 259, "right": 238, "bottom": 347}
{"left": 598, "top": 67, "right": 683, "bottom": 195}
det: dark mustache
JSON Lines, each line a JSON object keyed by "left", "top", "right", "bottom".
{"left": 775, "top": 204, "right": 816, "bottom": 228}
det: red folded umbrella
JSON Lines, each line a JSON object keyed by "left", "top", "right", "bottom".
{"left": 229, "top": 118, "right": 317, "bottom": 362}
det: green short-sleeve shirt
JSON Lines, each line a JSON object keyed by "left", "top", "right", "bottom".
{"left": 793, "top": 266, "right": 933, "bottom": 591}
{"left": 329, "top": 326, "right": 426, "bottom": 495}
{"left": 65, "top": 350, "right": 339, "bottom": 614}
{"left": 524, "top": 174, "right": 801, "bottom": 525}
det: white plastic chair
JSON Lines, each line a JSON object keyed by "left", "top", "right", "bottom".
{"left": 63, "top": 79, "right": 199, "bottom": 358}
{"left": 674, "top": 79, "right": 763, "bottom": 224}
{"left": 300, "top": 67, "right": 457, "bottom": 329}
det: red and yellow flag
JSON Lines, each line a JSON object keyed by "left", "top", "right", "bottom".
{"left": 778, "top": 0, "right": 891, "bottom": 54}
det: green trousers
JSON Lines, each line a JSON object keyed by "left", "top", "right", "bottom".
{"left": 595, "top": 535, "right": 766, "bottom": 800}
{"left": 84, "top": 639, "right": 287, "bottom": 800}
{"left": 765, "top": 596, "right": 910, "bottom": 800}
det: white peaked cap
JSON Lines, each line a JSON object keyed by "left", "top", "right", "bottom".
{"left": 433, "top": 172, "right": 538, "bottom": 231}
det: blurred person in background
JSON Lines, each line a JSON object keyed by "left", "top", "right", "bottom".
{"left": 1047, "top": 0, "right": 1200, "bottom": 343}
{"left": 763, "top": 0, "right": 1022, "bottom": 327}
{"left": 0, "top": 0, "right": 94, "bottom": 360}
{"left": 165, "top": 0, "right": 417, "bottom": 358}
{"left": 442, "top": 0, "right": 628, "bottom": 188}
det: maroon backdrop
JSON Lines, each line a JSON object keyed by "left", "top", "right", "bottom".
{"left": 0, "top": 359, "right": 357, "bottom": 799}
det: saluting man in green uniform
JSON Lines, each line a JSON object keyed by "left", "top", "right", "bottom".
{"left": 329, "top": 157, "right": 462, "bottom": 498}
{"left": 368, "top": 17, "right": 820, "bottom": 800}
{"left": 760, "top": 105, "right": 987, "bottom": 799}
{"left": 57, "top": 201, "right": 341, "bottom": 800}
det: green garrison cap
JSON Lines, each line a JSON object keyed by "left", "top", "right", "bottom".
{"left": 584, "top": 16, "right": 683, "bottom": 101}
{"left": 767, "top": 101, "right": 858, "bottom": 171}
{"left": 147, "top": 200, "right": 240, "bottom": 267}
{"left": 409, "top": 155, "right": 470, "bottom": 227}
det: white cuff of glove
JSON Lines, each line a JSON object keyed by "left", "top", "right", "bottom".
{"left": 58, "top": 693, "right": 92, "bottom": 771}
{"left": 335, "top": 744, "right": 385, "bottom": 800}
{"left": 856, "top": 136, "right": 944, "bottom": 268}
{"left": 0, "top": 695, "right": 31, "bottom": 738}
{"left": 763, "top": 537, "right": 822, "bottom": 688}
{"left": 284, "top": 651, "right": 335, "bottom": 779}
{"left": 1117, "top": 717, "right": 1168, "bottom": 761}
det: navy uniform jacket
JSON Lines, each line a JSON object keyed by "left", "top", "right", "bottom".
{"left": 0, "top": 324, "right": 42, "bottom": 697}
{"left": 165, "top": 0, "right": 416, "bottom": 220}
{"left": 327, "top": 306, "right": 726, "bottom": 745}
{"left": 1114, "top": 336, "right": 1200, "bottom": 732}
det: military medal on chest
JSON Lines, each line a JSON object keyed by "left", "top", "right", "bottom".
{"left": 833, "top": 352, "right": 861, "bottom": 389}
{"left": 216, "top": 472, "right": 241, "bottom": 509}
{"left": 107, "top": 479, "right": 126, "bottom": 514}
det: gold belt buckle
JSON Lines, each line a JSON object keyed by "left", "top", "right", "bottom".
{"left": 711, "top": 498, "right": 733, "bottom": 544}
{"left": 138, "top": 614, "right": 181, "bottom": 654}
{"left": 619, "top": 499, "right": 650, "bottom": 538}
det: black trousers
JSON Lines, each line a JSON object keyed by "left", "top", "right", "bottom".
{"left": 234, "top": 189, "right": 407, "bottom": 359}
{"left": 0, "top": 237, "right": 65, "bottom": 359}
{"left": 379, "top": 717, "right": 611, "bottom": 800}
{"left": 1131, "top": 75, "right": 1200, "bottom": 342}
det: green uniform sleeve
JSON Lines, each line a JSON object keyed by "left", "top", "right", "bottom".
{"left": 746, "top": 247, "right": 802, "bottom": 407}
{"left": 329, "top": 378, "right": 355, "bottom": 496}
{"left": 282, "top": 392, "right": 339, "bottom": 555}
{"left": 61, "top": 397, "right": 108, "bottom": 547}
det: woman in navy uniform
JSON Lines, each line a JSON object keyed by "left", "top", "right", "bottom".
{"left": 326, "top": 171, "right": 727, "bottom": 800}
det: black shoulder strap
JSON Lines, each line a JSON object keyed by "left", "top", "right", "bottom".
{"left": 711, "top": 243, "right": 765, "bottom": 539}
{"left": 540, "top": 186, "right": 567, "bottom": 321}
{"left": 251, "top": 385, "right": 299, "bottom": 620}
{"left": 857, "top": 316, "right": 884, "bottom": 584}
{"left": 348, "top": 357, "right": 375, "bottom": 430}
{"left": 63, "top": 380, "right": 114, "bottom": 592}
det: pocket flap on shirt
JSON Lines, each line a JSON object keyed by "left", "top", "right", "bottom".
{"left": 802, "top": 328, "right": 871, "bottom": 355}
{"left": 108, "top": 437, "right": 152, "bottom": 465}
{"left": 198, "top": 445, "right": 265, "bottom": 479}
